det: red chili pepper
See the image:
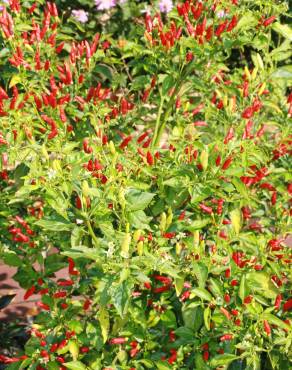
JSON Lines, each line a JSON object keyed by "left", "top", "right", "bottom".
{"left": 220, "top": 334, "right": 233, "bottom": 342}
{"left": 203, "top": 351, "right": 209, "bottom": 361}
{"left": 230, "top": 279, "right": 238, "bottom": 286}
{"left": 50, "top": 343, "right": 59, "bottom": 353}
{"left": 168, "top": 349, "right": 177, "bottom": 365}
{"left": 53, "top": 291, "right": 67, "bottom": 299}
{"left": 83, "top": 299, "right": 91, "bottom": 310}
{"left": 224, "top": 127, "right": 234, "bottom": 144}
{"left": 244, "top": 295, "right": 253, "bottom": 304}
{"left": 215, "top": 20, "right": 228, "bottom": 37}
{"left": 262, "top": 16, "right": 276, "bottom": 27}
{"left": 231, "top": 309, "right": 239, "bottom": 316}
{"left": 56, "top": 42, "right": 65, "bottom": 54}
{"left": 120, "top": 135, "right": 132, "bottom": 149}
{"left": 224, "top": 293, "right": 231, "bottom": 303}
{"left": 153, "top": 285, "right": 171, "bottom": 294}
{"left": 271, "top": 191, "right": 277, "bottom": 205}
{"left": 58, "top": 339, "right": 68, "bottom": 348}
{"left": 40, "top": 350, "right": 49, "bottom": 359}
{"left": 222, "top": 156, "right": 233, "bottom": 170}
{"left": 220, "top": 307, "right": 231, "bottom": 320}
{"left": 109, "top": 337, "right": 127, "bottom": 345}
{"left": 215, "top": 155, "right": 221, "bottom": 167}
{"left": 227, "top": 15, "right": 238, "bottom": 32}
{"left": 56, "top": 357, "right": 65, "bottom": 363}
{"left": 163, "top": 232, "right": 176, "bottom": 239}
{"left": 274, "top": 294, "right": 282, "bottom": 310}
{"left": 242, "top": 106, "right": 254, "bottom": 119}
{"left": 199, "top": 203, "right": 213, "bottom": 214}
{"left": 263, "top": 320, "right": 271, "bottom": 336}
{"left": 36, "top": 302, "right": 50, "bottom": 311}
{"left": 146, "top": 151, "right": 154, "bottom": 165}
{"left": 217, "top": 199, "right": 224, "bottom": 215}
{"left": 260, "top": 182, "right": 275, "bottom": 191}
{"left": 137, "top": 131, "right": 149, "bottom": 144}
{"left": 283, "top": 299, "right": 292, "bottom": 312}
{"left": 24, "top": 285, "right": 36, "bottom": 300}
{"left": 178, "top": 210, "right": 186, "bottom": 220}
{"left": 57, "top": 279, "right": 74, "bottom": 286}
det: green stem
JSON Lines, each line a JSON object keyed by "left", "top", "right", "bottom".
{"left": 151, "top": 62, "right": 189, "bottom": 149}
{"left": 151, "top": 96, "right": 165, "bottom": 150}
{"left": 86, "top": 219, "right": 99, "bottom": 246}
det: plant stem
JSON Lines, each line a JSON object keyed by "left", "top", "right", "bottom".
{"left": 151, "top": 96, "right": 165, "bottom": 150}
{"left": 86, "top": 219, "right": 99, "bottom": 246}
{"left": 151, "top": 63, "right": 189, "bottom": 149}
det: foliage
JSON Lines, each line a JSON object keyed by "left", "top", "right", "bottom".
{"left": 0, "top": 0, "right": 291, "bottom": 369}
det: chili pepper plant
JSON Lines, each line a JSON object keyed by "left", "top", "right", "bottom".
{"left": 0, "top": 0, "right": 291, "bottom": 369}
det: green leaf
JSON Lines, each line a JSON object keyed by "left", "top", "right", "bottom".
{"left": 191, "top": 287, "right": 212, "bottom": 301}
{"left": 160, "top": 310, "right": 177, "bottom": 328}
{"left": 125, "top": 188, "right": 155, "bottom": 211}
{"left": 246, "top": 272, "right": 277, "bottom": 299}
{"left": 271, "top": 65, "right": 292, "bottom": 81}
{"left": 98, "top": 308, "right": 109, "bottom": 343}
{"left": 64, "top": 361, "right": 87, "bottom": 370}
{"left": 210, "top": 354, "right": 239, "bottom": 367}
{"left": 239, "top": 274, "right": 247, "bottom": 301}
{"left": 272, "top": 22, "right": 292, "bottom": 41}
{"left": 186, "top": 219, "right": 210, "bottom": 231}
{"left": 112, "top": 281, "right": 131, "bottom": 317}
{"left": 156, "top": 360, "right": 171, "bottom": 370}
{"left": 174, "top": 275, "right": 185, "bottom": 296}
{"left": 2, "top": 252, "right": 23, "bottom": 267}
{"left": 192, "top": 262, "right": 208, "bottom": 288}
{"left": 234, "top": 13, "right": 257, "bottom": 31}
{"left": 200, "top": 149, "right": 208, "bottom": 171}
{"left": 208, "top": 278, "right": 223, "bottom": 297}
{"left": 128, "top": 210, "right": 152, "bottom": 230}
{"left": 162, "top": 75, "right": 175, "bottom": 95}
{"left": 44, "top": 254, "right": 66, "bottom": 275}
{"left": 62, "top": 246, "right": 100, "bottom": 261}
{"left": 190, "top": 185, "right": 212, "bottom": 204}
{"left": 35, "top": 219, "right": 73, "bottom": 231}
{"left": 9, "top": 74, "right": 21, "bottom": 88}
{"left": 174, "top": 326, "right": 194, "bottom": 340}
{"left": 230, "top": 208, "right": 241, "bottom": 234}
{"left": 183, "top": 304, "right": 203, "bottom": 331}
{"left": 204, "top": 306, "right": 211, "bottom": 331}
{"left": 93, "top": 64, "right": 113, "bottom": 80}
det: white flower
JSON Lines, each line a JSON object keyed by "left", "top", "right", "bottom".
{"left": 216, "top": 10, "right": 226, "bottom": 18}
{"left": 106, "top": 242, "right": 115, "bottom": 257}
{"left": 71, "top": 9, "right": 89, "bottom": 23}
{"left": 47, "top": 169, "right": 57, "bottom": 180}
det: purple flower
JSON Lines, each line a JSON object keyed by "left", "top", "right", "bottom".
{"left": 159, "top": 0, "right": 173, "bottom": 13}
{"left": 95, "top": 0, "right": 116, "bottom": 10}
{"left": 0, "top": 0, "right": 9, "bottom": 11}
{"left": 71, "top": 9, "right": 89, "bottom": 23}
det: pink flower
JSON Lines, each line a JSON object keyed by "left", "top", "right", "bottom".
{"left": 71, "top": 9, "right": 88, "bottom": 23}
{"left": 159, "top": 0, "right": 173, "bottom": 13}
{"left": 95, "top": 0, "right": 116, "bottom": 10}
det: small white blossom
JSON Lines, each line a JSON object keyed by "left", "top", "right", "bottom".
{"left": 106, "top": 242, "right": 115, "bottom": 257}
{"left": 47, "top": 169, "right": 57, "bottom": 180}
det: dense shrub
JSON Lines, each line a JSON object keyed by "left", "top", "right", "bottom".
{"left": 0, "top": 0, "right": 291, "bottom": 369}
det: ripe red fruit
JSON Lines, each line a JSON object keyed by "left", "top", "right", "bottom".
{"left": 224, "top": 293, "right": 231, "bottom": 303}
{"left": 203, "top": 351, "right": 209, "bottom": 361}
